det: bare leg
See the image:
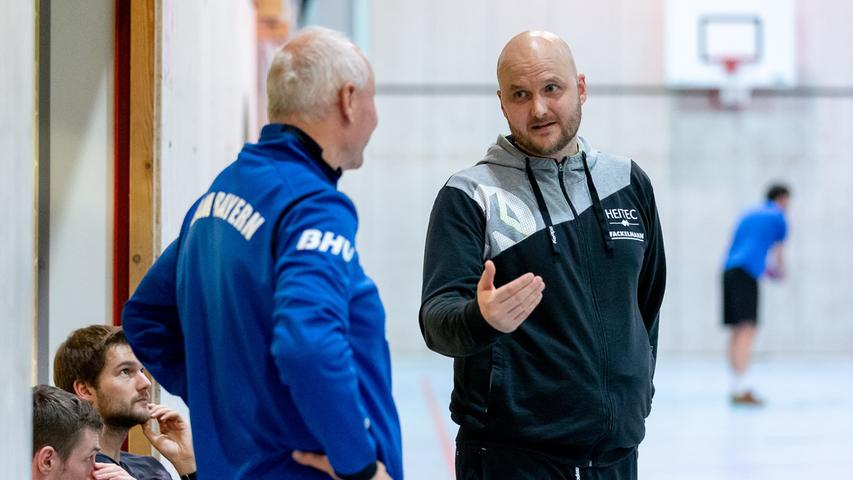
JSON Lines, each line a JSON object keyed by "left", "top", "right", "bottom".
{"left": 728, "top": 323, "right": 756, "bottom": 375}
{"left": 728, "top": 323, "right": 763, "bottom": 404}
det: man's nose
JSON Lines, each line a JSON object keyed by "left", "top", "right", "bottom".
{"left": 531, "top": 94, "right": 548, "bottom": 118}
{"left": 137, "top": 371, "right": 152, "bottom": 390}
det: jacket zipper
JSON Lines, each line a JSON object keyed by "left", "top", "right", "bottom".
{"left": 485, "top": 364, "right": 494, "bottom": 414}
{"left": 557, "top": 162, "right": 614, "bottom": 463}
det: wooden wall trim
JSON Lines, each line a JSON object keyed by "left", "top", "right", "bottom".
{"left": 127, "top": 0, "right": 159, "bottom": 457}
{"left": 129, "top": 0, "right": 156, "bottom": 292}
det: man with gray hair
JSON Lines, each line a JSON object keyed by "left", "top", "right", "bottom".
{"left": 122, "top": 27, "right": 401, "bottom": 480}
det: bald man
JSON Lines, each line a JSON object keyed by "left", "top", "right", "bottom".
{"left": 420, "top": 31, "right": 666, "bottom": 479}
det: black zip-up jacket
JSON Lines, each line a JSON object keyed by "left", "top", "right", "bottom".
{"left": 420, "top": 135, "right": 666, "bottom": 468}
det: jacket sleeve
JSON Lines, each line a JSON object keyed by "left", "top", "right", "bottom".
{"left": 269, "top": 189, "right": 377, "bottom": 479}
{"left": 122, "top": 239, "right": 188, "bottom": 401}
{"left": 635, "top": 166, "right": 667, "bottom": 369}
{"left": 420, "top": 184, "right": 503, "bottom": 358}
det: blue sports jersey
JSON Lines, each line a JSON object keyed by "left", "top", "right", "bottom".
{"left": 122, "top": 124, "right": 402, "bottom": 480}
{"left": 724, "top": 200, "right": 787, "bottom": 279}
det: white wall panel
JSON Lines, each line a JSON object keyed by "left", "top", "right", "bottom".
{"left": 159, "top": 0, "right": 258, "bottom": 243}
{"left": 368, "top": 0, "right": 663, "bottom": 86}
{"left": 0, "top": 1, "right": 35, "bottom": 477}
{"left": 48, "top": 0, "right": 115, "bottom": 373}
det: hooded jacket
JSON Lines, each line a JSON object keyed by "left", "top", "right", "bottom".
{"left": 420, "top": 135, "right": 666, "bottom": 467}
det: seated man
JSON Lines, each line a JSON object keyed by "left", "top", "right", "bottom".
{"left": 32, "top": 384, "right": 103, "bottom": 480}
{"left": 53, "top": 325, "right": 197, "bottom": 479}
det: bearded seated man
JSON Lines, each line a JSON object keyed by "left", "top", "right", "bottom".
{"left": 53, "top": 325, "right": 197, "bottom": 480}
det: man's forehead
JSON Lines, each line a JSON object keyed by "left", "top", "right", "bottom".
{"left": 85, "top": 428, "right": 101, "bottom": 449}
{"left": 498, "top": 32, "right": 575, "bottom": 83}
{"left": 104, "top": 343, "right": 141, "bottom": 367}
{"left": 74, "top": 427, "right": 101, "bottom": 454}
{"left": 499, "top": 57, "right": 572, "bottom": 88}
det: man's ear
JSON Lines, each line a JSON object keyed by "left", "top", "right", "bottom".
{"left": 338, "top": 82, "right": 357, "bottom": 124}
{"left": 73, "top": 379, "right": 96, "bottom": 402}
{"left": 34, "top": 445, "right": 59, "bottom": 474}
{"left": 577, "top": 73, "right": 587, "bottom": 104}
{"left": 497, "top": 90, "right": 508, "bottom": 120}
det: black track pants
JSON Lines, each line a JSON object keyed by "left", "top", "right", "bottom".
{"left": 456, "top": 443, "right": 638, "bottom": 480}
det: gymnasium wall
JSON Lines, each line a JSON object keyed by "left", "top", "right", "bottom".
{"left": 158, "top": 0, "right": 258, "bottom": 244}
{"left": 0, "top": 1, "right": 35, "bottom": 477}
{"left": 339, "top": 0, "right": 853, "bottom": 355}
{"left": 47, "top": 0, "right": 116, "bottom": 378}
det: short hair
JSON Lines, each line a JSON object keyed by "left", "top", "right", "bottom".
{"left": 54, "top": 325, "right": 128, "bottom": 393}
{"left": 266, "top": 26, "right": 371, "bottom": 123}
{"left": 766, "top": 183, "right": 791, "bottom": 202}
{"left": 33, "top": 385, "right": 102, "bottom": 460}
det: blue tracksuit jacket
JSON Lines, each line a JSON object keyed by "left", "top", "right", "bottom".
{"left": 122, "top": 124, "right": 403, "bottom": 480}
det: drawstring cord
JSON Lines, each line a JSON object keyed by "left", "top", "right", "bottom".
{"left": 523, "top": 152, "right": 614, "bottom": 255}
{"left": 581, "top": 151, "right": 615, "bottom": 252}
{"left": 524, "top": 158, "right": 560, "bottom": 256}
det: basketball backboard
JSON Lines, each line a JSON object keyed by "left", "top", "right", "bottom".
{"left": 664, "top": 0, "right": 795, "bottom": 92}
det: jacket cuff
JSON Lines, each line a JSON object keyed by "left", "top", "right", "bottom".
{"left": 336, "top": 461, "right": 377, "bottom": 480}
{"left": 464, "top": 299, "right": 503, "bottom": 342}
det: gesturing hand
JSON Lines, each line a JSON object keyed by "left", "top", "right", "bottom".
{"left": 477, "top": 260, "right": 545, "bottom": 333}
{"left": 141, "top": 404, "right": 196, "bottom": 475}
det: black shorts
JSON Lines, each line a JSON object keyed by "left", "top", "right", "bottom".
{"left": 723, "top": 267, "right": 758, "bottom": 326}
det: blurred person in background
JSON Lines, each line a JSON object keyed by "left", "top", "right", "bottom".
{"left": 722, "top": 184, "right": 791, "bottom": 406}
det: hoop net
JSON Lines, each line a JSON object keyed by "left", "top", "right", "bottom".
{"left": 718, "top": 56, "right": 751, "bottom": 108}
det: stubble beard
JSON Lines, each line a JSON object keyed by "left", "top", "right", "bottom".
{"left": 101, "top": 399, "right": 149, "bottom": 429}
{"left": 512, "top": 102, "right": 582, "bottom": 158}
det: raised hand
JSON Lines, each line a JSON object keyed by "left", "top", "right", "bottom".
{"left": 92, "top": 462, "right": 136, "bottom": 480}
{"left": 141, "top": 404, "right": 196, "bottom": 476}
{"left": 477, "top": 260, "right": 545, "bottom": 333}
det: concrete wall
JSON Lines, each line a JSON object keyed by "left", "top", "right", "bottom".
{"left": 47, "top": 0, "right": 115, "bottom": 372}
{"left": 159, "top": 0, "right": 257, "bottom": 242}
{"left": 0, "top": 1, "right": 35, "bottom": 477}
{"left": 339, "top": 0, "right": 853, "bottom": 355}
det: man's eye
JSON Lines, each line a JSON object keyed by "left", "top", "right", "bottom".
{"left": 514, "top": 91, "right": 527, "bottom": 99}
{"left": 121, "top": 368, "right": 131, "bottom": 376}
{"left": 545, "top": 84, "right": 559, "bottom": 93}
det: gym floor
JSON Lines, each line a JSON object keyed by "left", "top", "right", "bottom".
{"left": 394, "top": 355, "right": 853, "bottom": 479}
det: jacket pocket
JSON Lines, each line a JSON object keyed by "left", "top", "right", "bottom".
{"left": 485, "top": 343, "right": 503, "bottom": 417}
{"left": 457, "top": 345, "right": 498, "bottom": 420}
{"left": 646, "top": 344, "right": 655, "bottom": 416}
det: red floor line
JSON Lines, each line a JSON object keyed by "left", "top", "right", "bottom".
{"left": 420, "top": 375, "right": 456, "bottom": 479}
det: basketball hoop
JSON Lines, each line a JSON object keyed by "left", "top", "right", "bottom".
{"left": 717, "top": 56, "right": 751, "bottom": 109}
{"left": 722, "top": 57, "right": 740, "bottom": 75}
